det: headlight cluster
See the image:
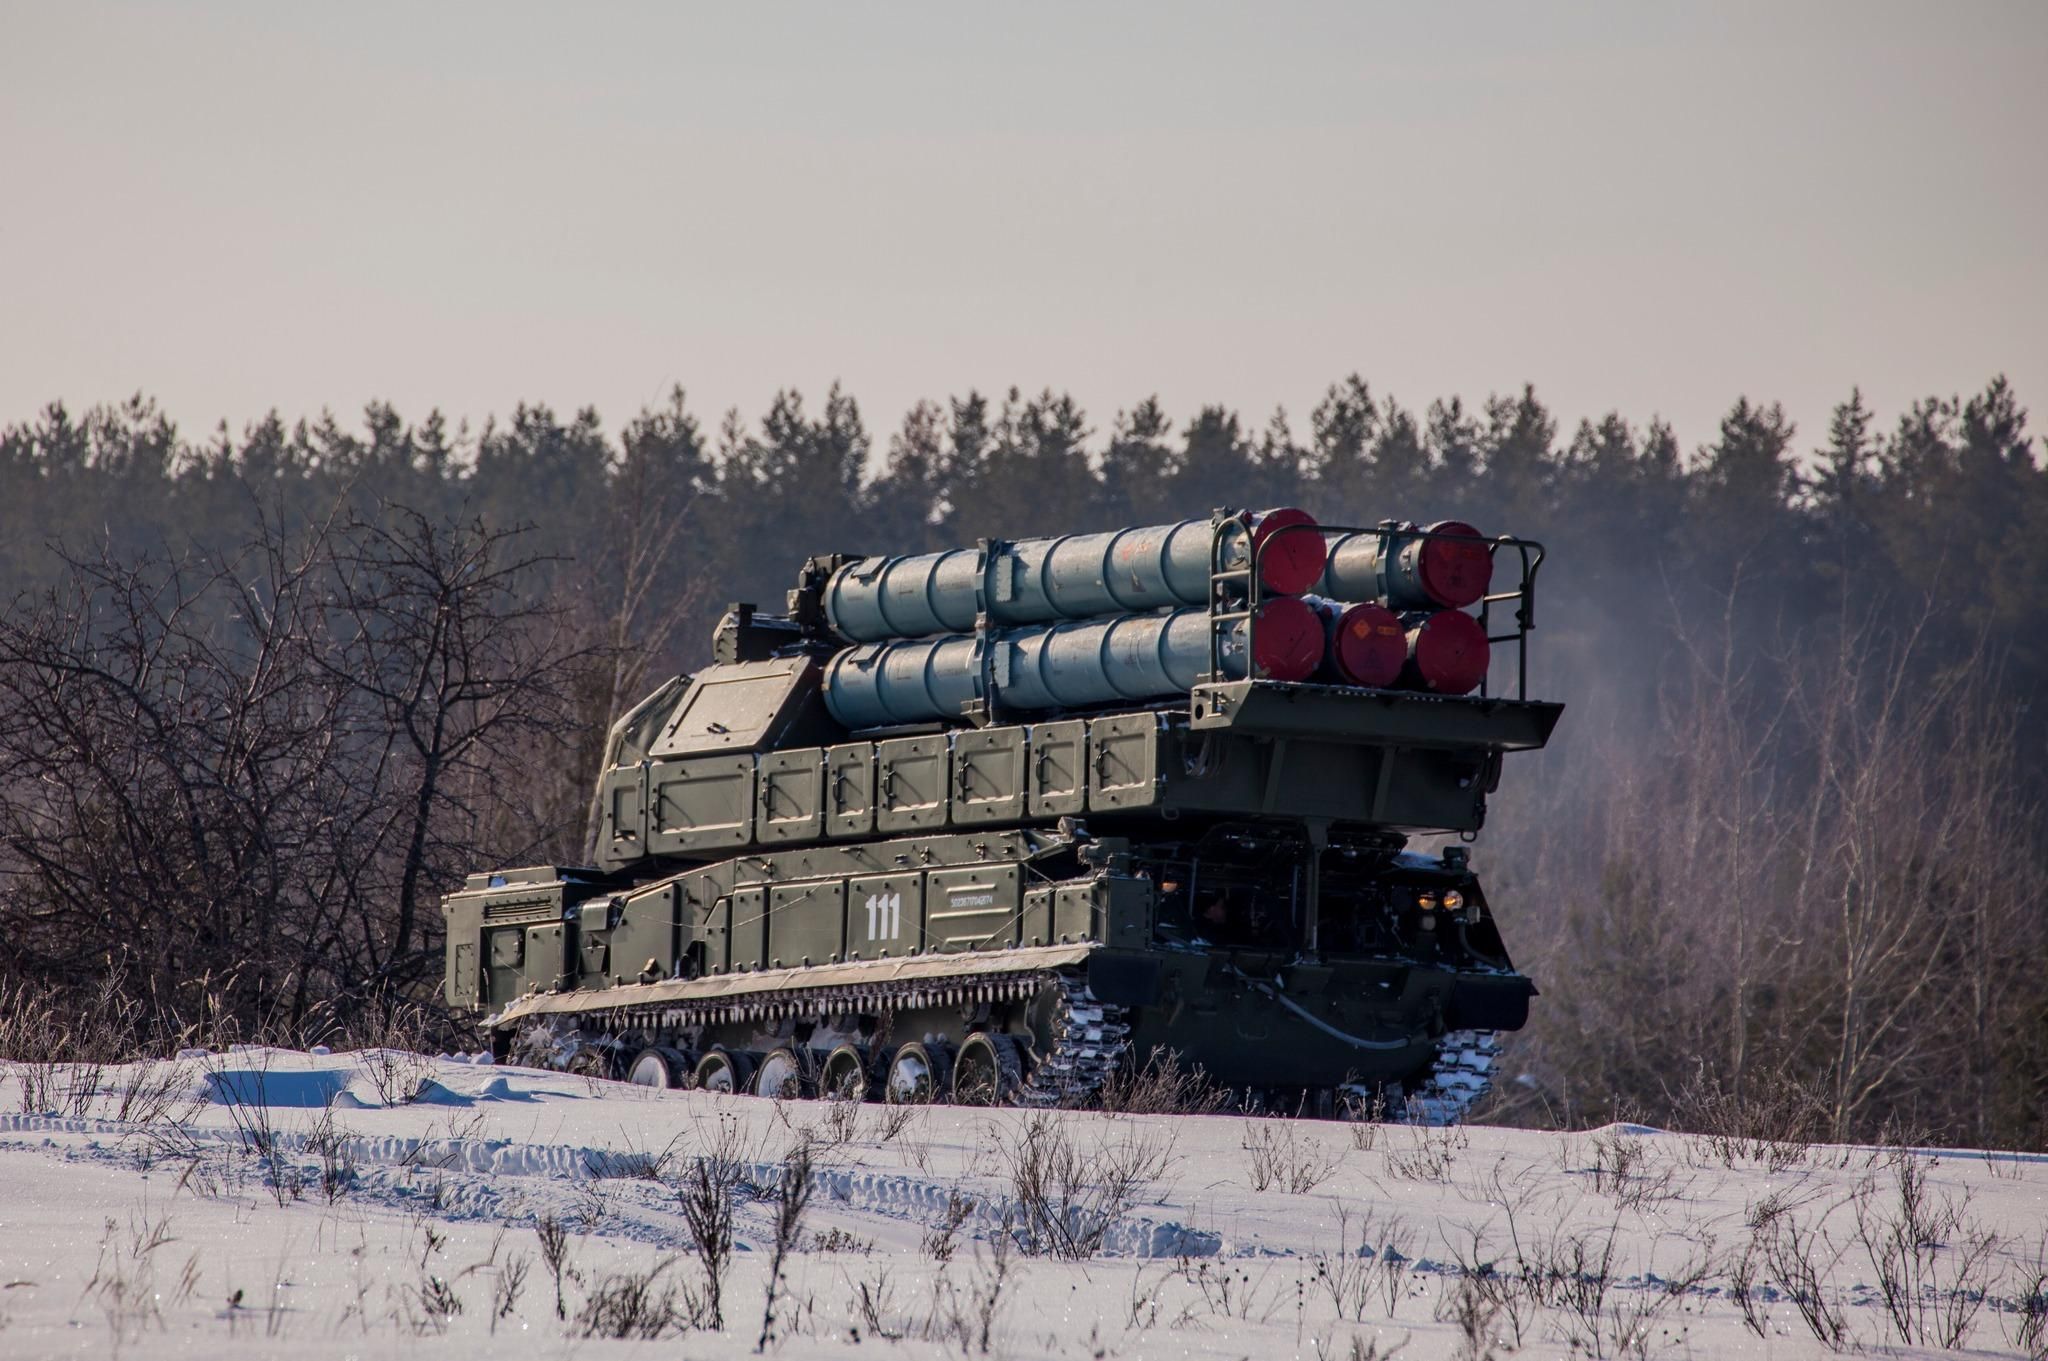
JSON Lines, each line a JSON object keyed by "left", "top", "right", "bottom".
{"left": 1415, "top": 888, "right": 1471, "bottom": 919}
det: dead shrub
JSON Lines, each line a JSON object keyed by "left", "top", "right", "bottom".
{"left": 80, "top": 1205, "right": 201, "bottom": 1344}
{"left": 1668, "top": 1065, "right": 1821, "bottom": 1172}
{"left": 1098, "top": 1049, "right": 1229, "bottom": 1115}
{"left": 756, "top": 1137, "right": 816, "bottom": 1350}
{"left": 348, "top": 996, "right": 439, "bottom": 1106}
{"left": 927, "top": 1211, "right": 1015, "bottom": 1353}
{"left": 306, "top": 1101, "right": 358, "bottom": 1202}
{"left": 1852, "top": 1155, "right": 2001, "bottom": 1349}
{"left": 873, "top": 1100, "right": 920, "bottom": 1142}
{"left": 490, "top": 1252, "right": 530, "bottom": 1332}
{"left": 1586, "top": 1131, "right": 1682, "bottom": 1211}
{"left": 1311, "top": 1205, "right": 1414, "bottom": 1322}
{"left": 1728, "top": 1236, "right": 1767, "bottom": 1339}
{"left": 922, "top": 1191, "right": 976, "bottom": 1264}
{"left": 583, "top": 1129, "right": 684, "bottom": 1181}
{"left": 1383, "top": 1124, "right": 1467, "bottom": 1183}
{"left": 407, "top": 1273, "right": 464, "bottom": 1336}
{"left": 809, "top": 1226, "right": 872, "bottom": 1255}
{"left": 574, "top": 1259, "right": 682, "bottom": 1339}
{"left": 112, "top": 1058, "right": 200, "bottom": 1126}
{"left": 203, "top": 1050, "right": 301, "bottom": 1205}
{"left": 1171, "top": 1257, "right": 1285, "bottom": 1323}
{"left": 811, "top": 1095, "right": 865, "bottom": 1148}
{"left": 997, "top": 1112, "right": 1175, "bottom": 1259}
{"left": 536, "top": 1212, "right": 573, "bottom": 1321}
{"left": 1433, "top": 1270, "right": 1502, "bottom": 1361}
{"left": 1760, "top": 1211, "right": 1848, "bottom": 1350}
{"left": 1241, "top": 1120, "right": 1341, "bottom": 1194}
{"left": 0, "top": 975, "right": 157, "bottom": 1118}
{"left": 674, "top": 1113, "right": 749, "bottom": 1327}
{"left": 848, "top": 1266, "right": 906, "bottom": 1342}
{"left": 2004, "top": 1236, "right": 2048, "bottom": 1359}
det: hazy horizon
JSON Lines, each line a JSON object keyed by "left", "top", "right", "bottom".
{"left": 4, "top": 1, "right": 2044, "bottom": 459}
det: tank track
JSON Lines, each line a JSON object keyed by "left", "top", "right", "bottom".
{"left": 1397, "top": 1029, "right": 1499, "bottom": 1126}
{"left": 504, "top": 969, "right": 1482, "bottom": 1121}
{"left": 506, "top": 964, "right": 1132, "bottom": 1108}
{"left": 1020, "top": 978, "right": 1130, "bottom": 1107}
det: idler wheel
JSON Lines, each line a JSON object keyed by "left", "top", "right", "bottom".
{"left": 692, "top": 1047, "right": 756, "bottom": 1095}
{"left": 753, "top": 1046, "right": 814, "bottom": 1100}
{"left": 885, "top": 1041, "right": 953, "bottom": 1105}
{"left": 820, "top": 1043, "right": 874, "bottom": 1102}
{"left": 951, "top": 1032, "right": 1023, "bottom": 1106}
{"left": 625, "top": 1045, "right": 693, "bottom": 1089}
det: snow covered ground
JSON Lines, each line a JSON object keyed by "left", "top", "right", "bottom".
{"left": 0, "top": 1048, "right": 2042, "bottom": 1359}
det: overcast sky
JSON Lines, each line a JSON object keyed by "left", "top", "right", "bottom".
{"left": 3, "top": 2, "right": 2042, "bottom": 462}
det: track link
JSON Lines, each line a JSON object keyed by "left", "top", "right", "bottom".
{"left": 1020, "top": 978, "right": 1130, "bottom": 1106}
{"left": 507, "top": 964, "right": 1131, "bottom": 1108}
{"left": 1397, "top": 1029, "right": 1500, "bottom": 1126}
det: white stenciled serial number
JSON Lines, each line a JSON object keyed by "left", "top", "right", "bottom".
{"left": 863, "top": 892, "right": 903, "bottom": 941}
{"left": 950, "top": 892, "right": 996, "bottom": 908}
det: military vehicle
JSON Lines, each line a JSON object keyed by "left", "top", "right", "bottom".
{"left": 443, "top": 510, "right": 1561, "bottom": 1121}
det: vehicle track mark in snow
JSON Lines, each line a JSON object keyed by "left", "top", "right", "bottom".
{"left": 0, "top": 1111, "right": 1221, "bottom": 1258}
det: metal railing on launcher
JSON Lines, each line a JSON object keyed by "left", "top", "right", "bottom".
{"left": 1205, "top": 514, "right": 1545, "bottom": 702}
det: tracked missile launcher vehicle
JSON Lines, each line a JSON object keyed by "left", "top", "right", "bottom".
{"left": 444, "top": 510, "right": 1562, "bottom": 1120}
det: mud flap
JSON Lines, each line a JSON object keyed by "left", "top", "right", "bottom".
{"left": 1087, "top": 953, "right": 1164, "bottom": 1008}
{"left": 1446, "top": 973, "right": 1535, "bottom": 1032}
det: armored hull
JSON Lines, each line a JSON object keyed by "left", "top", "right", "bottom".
{"left": 444, "top": 512, "right": 1561, "bottom": 1119}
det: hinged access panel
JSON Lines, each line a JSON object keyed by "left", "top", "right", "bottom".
{"left": 763, "top": 879, "right": 845, "bottom": 969}
{"left": 600, "top": 764, "right": 647, "bottom": 863}
{"left": 648, "top": 755, "right": 755, "bottom": 855}
{"left": 1087, "top": 713, "right": 1165, "bottom": 811}
{"left": 756, "top": 749, "right": 825, "bottom": 844}
{"left": 876, "top": 734, "right": 950, "bottom": 832}
{"left": 847, "top": 872, "right": 924, "bottom": 960}
{"left": 952, "top": 726, "right": 1027, "bottom": 825}
{"left": 925, "top": 865, "right": 1022, "bottom": 952}
{"left": 1029, "top": 720, "right": 1088, "bottom": 816}
{"left": 825, "top": 743, "right": 876, "bottom": 838}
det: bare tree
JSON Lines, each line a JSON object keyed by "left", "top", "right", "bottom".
{"left": 314, "top": 504, "right": 598, "bottom": 993}
{"left": 574, "top": 392, "right": 712, "bottom": 861}
{"left": 0, "top": 519, "right": 348, "bottom": 1029}
{"left": 0, "top": 497, "right": 594, "bottom": 1039}
{"left": 1493, "top": 585, "right": 2047, "bottom": 1146}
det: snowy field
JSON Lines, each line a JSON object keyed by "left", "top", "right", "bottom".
{"left": 0, "top": 1049, "right": 2043, "bottom": 1360}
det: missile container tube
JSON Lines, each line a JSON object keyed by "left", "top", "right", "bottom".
{"left": 443, "top": 511, "right": 1562, "bottom": 1121}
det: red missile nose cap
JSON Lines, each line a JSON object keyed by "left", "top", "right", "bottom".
{"left": 1250, "top": 596, "right": 1324, "bottom": 682}
{"left": 1331, "top": 602, "right": 1407, "bottom": 688}
{"left": 1249, "top": 507, "right": 1327, "bottom": 596}
{"left": 1412, "top": 608, "right": 1490, "bottom": 695}
{"left": 1416, "top": 520, "right": 1494, "bottom": 608}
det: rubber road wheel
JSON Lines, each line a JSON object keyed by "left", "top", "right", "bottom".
{"left": 951, "top": 1033, "right": 1023, "bottom": 1106}
{"left": 625, "top": 1046, "right": 692, "bottom": 1089}
{"left": 693, "top": 1048, "right": 756, "bottom": 1094}
{"left": 754, "top": 1046, "right": 812, "bottom": 1100}
{"left": 820, "top": 1044, "right": 872, "bottom": 1101}
{"left": 886, "top": 1042, "right": 952, "bottom": 1105}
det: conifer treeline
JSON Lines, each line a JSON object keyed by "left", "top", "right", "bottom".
{"left": 2, "top": 377, "right": 2042, "bottom": 1146}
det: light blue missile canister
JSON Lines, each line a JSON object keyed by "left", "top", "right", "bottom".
{"left": 821, "top": 598, "right": 1324, "bottom": 728}
{"left": 1315, "top": 519, "right": 1493, "bottom": 610}
{"left": 822, "top": 508, "right": 1326, "bottom": 644}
